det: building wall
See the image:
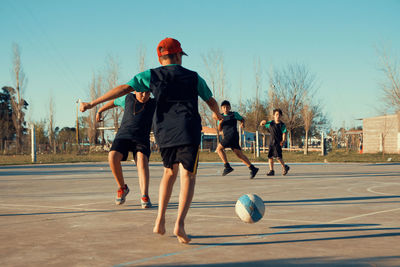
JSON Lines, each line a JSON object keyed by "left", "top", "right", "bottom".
{"left": 363, "top": 113, "right": 399, "bottom": 154}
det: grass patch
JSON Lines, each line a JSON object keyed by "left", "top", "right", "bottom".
{"left": 0, "top": 149, "right": 398, "bottom": 166}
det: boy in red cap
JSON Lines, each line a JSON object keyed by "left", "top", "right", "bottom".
{"left": 80, "top": 38, "right": 222, "bottom": 244}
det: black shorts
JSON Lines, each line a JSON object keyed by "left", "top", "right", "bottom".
{"left": 268, "top": 144, "right": 283, "bottom": 159}
{"left": 220, "top": 135, "right": 241, "bottom": 150}
{"left": 110, "top": 139, "right": 150, "bottom": 161}
{"left": 160, "top": 145, "right": 199, "bottom": 173}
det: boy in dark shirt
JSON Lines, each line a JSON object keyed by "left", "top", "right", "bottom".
{"left": 81, "top": 91, "right": 155, "bottom": 208}
{"left": 216, "top": 100, "right": 259, "bottom": 179}
{"left": 260, "top": 108, "right": 290, "bottom": 176}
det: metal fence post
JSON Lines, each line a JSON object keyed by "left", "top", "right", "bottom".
{"left": 31, "top": 124, "right": 36, "bottom": 163}
{"left": 256, "top": 131, "right": 260, "bottom": 158}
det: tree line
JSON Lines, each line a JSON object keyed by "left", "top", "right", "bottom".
{"left": 1, "top": 43, "right": 399, "bottom": 155}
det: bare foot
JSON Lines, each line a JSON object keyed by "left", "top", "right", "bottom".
{"left": 153, "top": 218, "right": 166, "bottom": 235}
{"left": 174, "top": 225, "right": 191, "bottom": 244}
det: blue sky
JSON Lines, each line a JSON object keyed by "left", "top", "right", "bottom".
{"left": 1, "top": 0, "right": 399, "bottom": 130}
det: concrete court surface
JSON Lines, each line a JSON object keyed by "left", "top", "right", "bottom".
{"left": 0, "top": 161, "right": 399, "bottom": 267}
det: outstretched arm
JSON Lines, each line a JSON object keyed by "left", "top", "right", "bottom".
{"left": 96, "top": 100, "right": 116, "bottom": 122}
{"left": 206, "top": 97, "right": 223, "bottom": 121}
{"left": 80, "top": 84, "right": 133, "bottom": 112}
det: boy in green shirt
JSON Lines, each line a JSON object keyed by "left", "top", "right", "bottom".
{"left": 216, "top": 100, "right": 259, "bottom": 178}
{"left": 82, "top": 91, "right": 155, "bottom": 208}
{"left": 260, "top": 108, "right": 290, "bottom": 176}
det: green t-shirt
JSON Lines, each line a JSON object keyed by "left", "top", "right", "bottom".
{"left": 126, "top": 66, "right": 212, "bottom": 101}
{"left": 218, "top": 112, "right": 243, "bottom": 125}
{"left": 113, "top": 94, "right": 126, "bottom": 107}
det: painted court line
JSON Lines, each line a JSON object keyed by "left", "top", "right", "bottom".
{"left": 329, "top": 207, "right": 400, "bottom": 223}
{"left": 367, "top": 183, "right": 400, "bottom": 196}
{"left": 0, "top": 203, "right": 101, "bottom": 211}
{"left": 113, "top": 207, "right": 400, "bottom": 266}
{"left": 70, "top": 201, "right": 111, "bottom": 207}
{"left": 191, "top": 214, "right": 319, "bottom": 224}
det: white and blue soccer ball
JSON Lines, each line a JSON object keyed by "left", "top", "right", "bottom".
{"left": 235, "top": 194, "right": 265, "bottom": 223}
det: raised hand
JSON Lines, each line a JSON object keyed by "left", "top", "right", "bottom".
{"left": 80, "top": 102, "right": 93, "bottom": 112}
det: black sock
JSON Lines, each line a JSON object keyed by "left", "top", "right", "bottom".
{"left": 249, "top": 164, "right": 256, "bottom": 170}
{"left": 224, "top": 163, "right": 231, "bottom": 168}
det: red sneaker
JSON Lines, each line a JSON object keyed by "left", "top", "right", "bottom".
{"left": 115, "top": 185, "right": 129, "bottom": 205}
{"left": 141, "top": 195, "right": 152, "bottom": 209}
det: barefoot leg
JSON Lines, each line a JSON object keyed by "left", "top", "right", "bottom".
{"left": 173, "top": 164, "right": 196, "bottom": 244}
{"left": 153, "top": 164, "right": 178, "bottom": 235}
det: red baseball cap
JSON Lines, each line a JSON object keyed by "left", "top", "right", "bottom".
{"left": 157, "top": 38, "right": 188, "bottom": 57}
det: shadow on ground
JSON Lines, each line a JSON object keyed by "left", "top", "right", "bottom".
{"left": 140, "top": 256, "right": 400, "bottom": 267}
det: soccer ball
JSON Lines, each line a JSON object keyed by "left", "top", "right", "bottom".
{"left": 235, "top": 194, "right": 265, "bottom": 223}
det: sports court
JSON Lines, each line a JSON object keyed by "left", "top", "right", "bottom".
{"left": 1, "top": 162, "right": 399, "bottom": 266}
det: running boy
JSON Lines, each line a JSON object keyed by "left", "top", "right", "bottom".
{"left": 260, "top": 108, "right": 290, "bottom": 176}
{"left": 216, "top": 100, "right": 259, "bottom": 179}
{"left": 81, "top": 91, "right": 155, "bottom": 208}
{"left": 81, "top": 38, "right": 222, "bottom": 244}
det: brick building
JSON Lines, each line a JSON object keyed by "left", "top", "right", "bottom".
{"left": 362, "top": 112, "right": 400, "bottom": 154}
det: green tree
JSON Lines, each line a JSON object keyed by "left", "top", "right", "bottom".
{"left": 0, "top": 88, "right": 16, "bottom": 152}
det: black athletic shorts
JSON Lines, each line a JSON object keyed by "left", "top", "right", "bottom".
{"left": 160, "top": 145, "right": 200, "bottom": 173}
{"left": 220, "top": 134, "right": 241, "bottom": 150}
{"left": 110, "top": 138, "right": 150, "bottom": 161}
{"left": 268, "top": 144, "right": 282, "bottom": 159}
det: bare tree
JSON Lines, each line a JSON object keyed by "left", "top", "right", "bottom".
{"left": 377, "top": 45, "right": 400, "bottom": 112}
{"left": 202, "top": 49, "right": 226, "bottom": 101}
{"left": 201, "top": 50, "right": 227, "bottom": 144}
{"left": 137, "top": 44, "right": 147, "bottom": 72}
{"left": 86, "top": 73, "right": 103, "bottom": 145}
{"left": 6, "top": 44, "right": 28, "bottom": 153}
{"left": 253, "top": 58, "right": 263, "bottom": 131}
{"left": 268, "top": 63, "right": 316, "bottom": 149}
{"left": 242, "top": 99, "right": 269, "bottom": 132}
{"left": 302, "top": 103, "right": 314, "bottom": 154}
{"left": 105, "top": 55, "right": 122, "bottom": 133}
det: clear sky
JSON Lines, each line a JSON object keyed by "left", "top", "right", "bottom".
{"left": 1, "top": 0, "right": 399, "bottom": 130}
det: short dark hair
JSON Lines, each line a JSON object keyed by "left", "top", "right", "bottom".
{"left": 159, "top": 53, "right": 178, "bottom": 61}
{"left": 221, "top": 100, "right": 231, "bottom": 107}
{"left": 273, "top": 108, "right": 282, "bottom": 115}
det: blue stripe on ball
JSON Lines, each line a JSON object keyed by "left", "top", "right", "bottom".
{"left": 239, "top": 194, "right": 263, "bottom": 223}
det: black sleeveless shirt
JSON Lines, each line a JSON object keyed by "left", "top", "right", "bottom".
{"left": 149, "top": 65, "right": 202, "bottom": 148}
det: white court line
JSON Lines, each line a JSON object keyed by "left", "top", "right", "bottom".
{"left": 367, "top": 183, "right": 400, "bottom": 196}
{"left": 0, "top": 203, "right": 100, "bottom": 211}
{"left": 328, "top": 207, "right": 400, "bottom": 223}
{"left": 190, "top": 214, "right": 320, "bottom": 224}
{"left": 190, "top": 214, "right": 237, "bottom": 219}
{"left": 70, "top": 201, "right": 111, "bottom": 207}
{"left": 263, "top": 218, "right": 323, "bottom": 224}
